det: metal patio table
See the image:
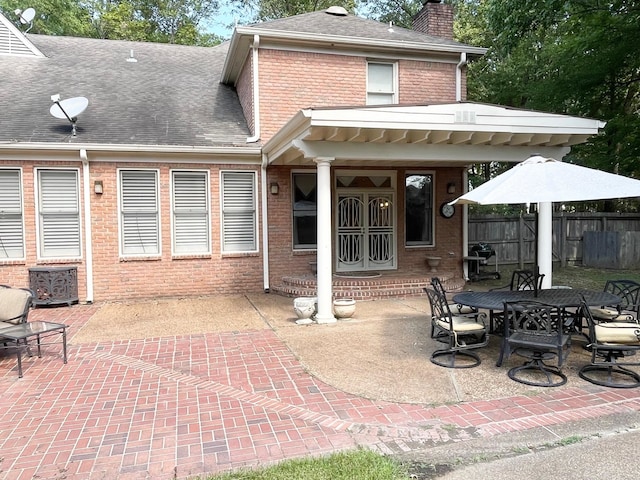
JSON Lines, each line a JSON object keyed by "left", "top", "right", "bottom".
{"left": 0, "top": 321, "right": 68, "bottom": 378}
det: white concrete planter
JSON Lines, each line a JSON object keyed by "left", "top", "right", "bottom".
{"left": 333, "top": 298, "right": 356, "bottom": 318}
{"left": 425, "top": 256, "right": 441, "bottom": 273}
{"left": 294, "top": 297, "right": 317, "bottom": 324}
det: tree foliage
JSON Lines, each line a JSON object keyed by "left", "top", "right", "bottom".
{"left": 230, "top": 0, "right": 356, "bottom": 24}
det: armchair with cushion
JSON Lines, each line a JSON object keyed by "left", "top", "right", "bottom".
{"left": 431, "top": 277, "right": 477, "bottom": 316}
{"left": 488, "top": 269, "right": 545, "bottom": 334}
{"left": 497, "top": 300, "right": 571, "bottom": 387}
{"left": 588, "top": 279, "right": 640, "bottom": 323}
{"left": 578, "top": 299, "right": 640, "bottom": 388}
{"left": 0, "top": 285, "right": 34, "bottom": 330}
{"left": 424, "top": 287, "right": 489, "bottom": 368}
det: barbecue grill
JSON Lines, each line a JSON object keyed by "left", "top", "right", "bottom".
{"left": 465, "top": 243, "right": 500, "bottom": 281}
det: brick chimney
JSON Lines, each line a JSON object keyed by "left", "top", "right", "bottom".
{"left": 412, "top": 0, "right": 454, "bottom": 40}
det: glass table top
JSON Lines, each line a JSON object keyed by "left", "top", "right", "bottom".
{"left": 0, "top": 321, "right": 67, "bottom": 340}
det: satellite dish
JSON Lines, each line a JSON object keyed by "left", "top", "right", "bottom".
{"left": 19, "top": 7, "right": 35, "bottom": 24}
{"left": 49, "top": 95, "right": 89, "bottom": 136}
{"left": 15, "top": 7, "right": 35, "bottom": 32}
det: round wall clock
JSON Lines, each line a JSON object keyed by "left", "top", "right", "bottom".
{"left": 439, "top": 202, "right": 455, "bottom": 218}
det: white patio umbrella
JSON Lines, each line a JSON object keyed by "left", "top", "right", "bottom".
{"left": 451, "top": 155, "right": 640, "bottom": 287}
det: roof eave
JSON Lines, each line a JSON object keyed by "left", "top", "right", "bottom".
{"left": 221, "top": 25, "right": 487, "bottom": 84}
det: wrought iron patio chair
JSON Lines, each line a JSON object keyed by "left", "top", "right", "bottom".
{"left": 424, "top": 287, "right": 489, "bottom": 368}
{"left": 578, "top": 298, "right": 640, "bottom": 388}
{"left": 497, "top": 300, "right": 571, "bottom": 387}
{"left": 488, "top": 269, "right": 545, "bottom": 334}
{"left": 430, "top": 277, "right": 478, "bottom": 316}
{"left": 588, "top": 279, "right": 640, "bottom": 323}
{"left": 0, "top": 285, "right": 33, "bottom": 328}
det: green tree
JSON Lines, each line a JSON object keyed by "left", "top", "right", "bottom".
{"left": 230, "top": 0, "right": 356, "bottom": 24}
{"left": 1, "top": 0, "right": 95, "bottom": 36}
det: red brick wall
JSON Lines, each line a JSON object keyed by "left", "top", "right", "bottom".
{"left": 237, "top": 57, "right": 255, "bottom": 137}
{"left": 256, "top": 49, "right": 461, "bottom": 141}
{"left": 412, "top": 2, "right": 454, "bottom": 40}
{"left": 0, "top": 160, "right": 264, "bottom": 302}
{"left": 265, "top": 165, "right": 467, "bottom": 284}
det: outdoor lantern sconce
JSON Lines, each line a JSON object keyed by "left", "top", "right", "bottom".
{"left": 94, "top": 180, "right": 104, "bottom": 195}
{"left": 270, "top": 182, "right": 279, "bottom": 195}
{"left": 447, "top": 182, "right": 456, "bottom": 194}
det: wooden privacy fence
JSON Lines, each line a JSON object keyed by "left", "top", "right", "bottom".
{"left": 468, "top": 212, "right": 640, "bottom": 269}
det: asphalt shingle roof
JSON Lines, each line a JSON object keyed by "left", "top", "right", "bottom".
{"left": 0, "top": 35, "right": 250, "bottom": 147}
{"left": 247, "top": 9, "right": 466, "bottom": 48}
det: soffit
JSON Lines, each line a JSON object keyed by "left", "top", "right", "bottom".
{"left": 264, "top": 103, "right": 605, "bottom": 167}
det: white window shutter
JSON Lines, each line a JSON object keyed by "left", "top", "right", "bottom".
{"left": 38, "top": 170, "right": 81, "bottom": 258}
{"left": 121, "top": 170, "right": 159, "bottom": 255}
{"left": 172, "top": 171, "right": 210, "bottom": 254}
{"left": 222, "top": 172, "right": 256, "bottom": 252}
{"left": 0, "top": 169, "right": 24, "bottom": 259}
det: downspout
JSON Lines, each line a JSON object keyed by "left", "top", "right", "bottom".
{"left": 80, "top": 149, "right": 94, "bottom": 303}
{"left": 247, "top": 34, "right": 261, "bottom": 143}
{"left": 455, "top": 52, "right": 467, "bottom": 102}
{"left": 260, "top": 153, "right": 270, "bottom": 292}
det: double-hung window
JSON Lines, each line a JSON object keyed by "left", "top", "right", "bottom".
{"left": 405, "top": 173, "right": 434, "bottom": 246}
{"left": 171, "top": 170, "right": 210, "bottom": 255}
{"left": 0, "top": 169, "right": 24, "bottom": 259}
{"left": 37, "top": 169, "right": 81, "bottom": 258}
{"left": 292, "top": 172, "right": 317, "bottom": 249}
{"left": 367, "top": 61, "right": 396, "bottom": 105}
{"left": 119, "top": 169, "right": 160, "bottom": 256}
{"left": 221, "top": 171, "right": 257, "bottom": 253}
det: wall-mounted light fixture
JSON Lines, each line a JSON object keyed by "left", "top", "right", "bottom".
{"left": 94, "top": 180, "right": 104, "bottom": 195}
{"left": 270, "top": 182, "right": 279, "bottom": 195}
{"left": 447, "top": 182, "right": 456, "bottom": 194}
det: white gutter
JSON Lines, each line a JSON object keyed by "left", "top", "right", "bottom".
{"left": 260, "top": 153, "right": 270, "bottom": 292}
{"left": 0, "top": 143, "right": 261, "bottom": 155}
{"left": 246, "top": 34, "right": 261, "bottom": 143}
{"left": 80, "top": 148, "right": 94, "bottom": 303}
{"left": 456, "top": 52, "right": 467, "bottom": 102}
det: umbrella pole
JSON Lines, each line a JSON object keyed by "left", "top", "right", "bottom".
{"left": 537, "top": 202, "right": 553, "bottom": 289}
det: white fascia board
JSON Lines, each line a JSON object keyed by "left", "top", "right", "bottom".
{"left": 291, "top": 139, "right": 570, "bottom": 164}
{"left": 306, "top": 105, "right": 605, "bottom": 135}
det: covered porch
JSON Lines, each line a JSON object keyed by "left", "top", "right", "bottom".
{"left": 262, "top": 102, "right": 604, "bottom": 322}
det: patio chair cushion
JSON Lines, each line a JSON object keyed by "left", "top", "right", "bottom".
{"left": 435, "top": 315, "right": 486, "bottom": 333}
{"left": 0, "top": 287, "right": 33, "bottom": 324}
{"left": 0, "top": 321, "right": 13, "bottom": 330}
{"left": 595, "top": 322, "right": 640, "bottom": 344}
{"left": 589, "top": 307, "right": 635, "bottom": 322}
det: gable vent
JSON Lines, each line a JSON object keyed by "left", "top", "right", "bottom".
{"left": 0, "top": 12, "right": 44, "bottom": 57}
{"left": 455, "top": 110, "right": 476, "bottom": 124}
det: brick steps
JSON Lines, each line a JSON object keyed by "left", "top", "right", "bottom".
{"left": 271, "top": 272, "right": 466, "bottom": 300}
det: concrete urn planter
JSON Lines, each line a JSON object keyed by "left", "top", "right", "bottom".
{"left": 333, "top": 298, "right": 356, "bottom": 319}
{"left": 425, "top": 256, "right": 441, "bottom": 273}
{"left": 294, "top": 297, "right": 317, "bottom": 324}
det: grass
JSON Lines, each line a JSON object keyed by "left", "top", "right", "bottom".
{"left": 205, "top": 449, "right": 409, "bottom": 480}
{"left": 474, "top": 264, "right": 640, "bottom": 291}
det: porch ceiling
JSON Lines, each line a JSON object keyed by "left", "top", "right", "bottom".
{"left": 263, "top": 103, "right": 606, "bottom": 167}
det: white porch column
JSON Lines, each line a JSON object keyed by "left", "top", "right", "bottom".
{"left": 537, "top": 202, "right": 553, "bottom": 288}
{"left": 314, "top": 157, "right": 337, "bottom": 324}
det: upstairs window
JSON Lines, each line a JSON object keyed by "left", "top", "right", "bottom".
{"left": 405, "top": 173, "right": 434, "bottom": 246}
{"left": 292, "top": 172, "right": 317, "bottom": 249}
{"left": 0, "top": 169, "right": 24, "bottom": 259}
{"left": 367, "top": 62, "right": 396, "bottom": 105}
{"left": 37, "top": 169, "right": 81, "bottom": 258}
{"left": 221, "top": 171, "right": 257, "bottom": 253}
{"left": 119, "top": 169, "right": 160, "bottom": 256}
{"left": 171, "top": 170, "right": 210, "bottom": 255}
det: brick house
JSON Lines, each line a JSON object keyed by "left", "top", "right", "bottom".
{"left": 0, "top": 2, "right": 602, "bottom": 321}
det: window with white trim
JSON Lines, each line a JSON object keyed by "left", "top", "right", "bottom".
{"left": 119, "top": 169, "right": 160, "bottom": 256}
{"left": 221, "top": 171, "right": 257, "bottom": 253}
{"left": 292, "top": 172, "right": 317, "bottom": 249}
{"left": 0, "top": 169, "right": 24, "bottom": 259}
{"left": 171, "top": 170, "right": 210, "bottom": 255}
{"left": 405, "top": 173, "right": 434, "bottom": 246}
{"left": 37, "top": 169, "right": 81, "bottom": 258}
{"left": 367, "top": 62, "right": 396, "bottom": 105}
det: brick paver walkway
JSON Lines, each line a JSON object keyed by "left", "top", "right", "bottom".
{"left": 1, "top": 303, "right": 639, "bottom": 479}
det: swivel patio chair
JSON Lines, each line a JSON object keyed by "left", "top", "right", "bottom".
{"left": 430, "top": 277, "right": 478, "bottom": 316}
{"left": 588, "top": 279, "right": 640, "bottom": 323}
{"left": 578, "top": 299, "right": 640, "bottom": 388}
{"left": 424, "top": 287, "right": 489, "bottom": 368}
{"left": 497, "top": 300, "right": 571, "bottom": 387}
{"left": 488, "top": 269, "right": 545, "bottom": 334}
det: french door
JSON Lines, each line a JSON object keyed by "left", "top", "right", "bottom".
{"left": 336, "top": 191, "right": 396, "bottom": 271}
